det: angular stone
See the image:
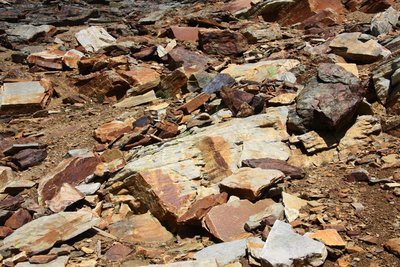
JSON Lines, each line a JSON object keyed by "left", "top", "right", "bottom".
{"left": 170, "top": 26, "right": 200, "bottom": 42}
{"left": 245, "top": 203, "right": 285, "bottom": 231}
{"left": 242, "top": 23, "right": 282, "bottom": 44}
{"left": 0, "top": 81, "right": 53, "bottom": 115}
{"left": 114, "top": 90, "right": 157, "bottom": 108}
{"left": 144, "top": 259, "right": 218, "bottom": 267}
{"left": 204, "top": 199, "right": 275, "bottom": 241}
{"left": 75, "top": 26, "right": 116, "bottom": 53}
{"left": 371, "top": 7, "right": 399, "bottom": 36}
{"left": 0, "top": 226, "right": 13, "bottom": 238}
{"left": 1, "top": 211, "right": 99, "bottom": 255}
{"left": 329, "top": 32, "right": 391, "bottom": 64}
{"left": 108, "top": 212, "right": 173, "bottom": 244}
{"left": 242, "top": 158, "right": 305, "bottom": 179}
{"left": 308, "top": 229, "right": 346, "bottom": 247}
{"left": 160, "top": 68, "right": 188, "bottom": 97}
{"left": 3, "top": 143, "right": 41, "bottom": 156}
{"left": 221, "top": 59, "right": 300, "bottom": 83}
{"left": 4, "top": 208, "right": 32, "bottom": 230}
{"left": 336, "top": 63, "right": 359, "bottom": 77}
{"left": 199, "top": 29, "right": 248, "bottom": 56}
{"left": 194, "top": 239, "right": 247, "bottom": 266}
{"left": 27, "top": 50, "right": 65, "bottom": 70}
{"left": 28, "top": 254, "right": 58, "bottom": 264}
{"left": 345, "top": 169, "right": 371, "bottom": 182}
{"left": 219, "top": 168, "right": 284, "bottom": 201}
{"left": 383, "top": 238, "right": 400, "bottom": 257}
{"left": 220, "top": 87, "right": 260, "bottom": 117}
{"left": 63, "top": 49, "right": 84, "bottom": 69}
{"left": 240, "top": 140, "right": 290, "bottom": 162}
{"left": 75, "top": 183, "right": 101, "bottom": 195}
{"left": 297, "top": 131, "right": 337, "bottom": 154}
{"left": 94, "top": 119, "right": 132, "bottom": 143}
{"left": 179, "top": 93, "right": 210, "bottom": 114}
{"left": 282, "top": 192, "right": 308, "bottom": 222}
{"left": 177, "top": 193, "right": 228, "bottom": 226}
{"left": 6, "top": 24, "right": 56, "bottom": 43}
{"left": 357, "top": 0, "right": 394, "bottom": 13}
{"left": 202, "top": 73, "right": 235, "bottom": 94}
{"left": 11, "top": 149, "right": 47, "bottom": 170}
{"left": 268, "top": 93, "right": 297, "bottom": 105}
{"left": 168, "top": 48, "right": 209, "bottom": 76}
{"left": 37, "top": 153, "right": 101, "bottom": 207}
{"left": 260, "top": 220, "right": 327, "bottom": 267}
{"left": 0, "top": 166, "right": 14, "bottom": 193}
{"left": 105, "top": 243, "right": 132, "bottom": 261}
{"left": 118, "top": 68, "right": 160, "bottom": 95}
{"left": 47, "top": 183, "right": 84, "bottom": 213}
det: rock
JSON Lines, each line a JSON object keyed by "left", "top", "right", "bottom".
{"left": 170, "top": 26, "right": 200, "bottom": 42}
{"left": 37, "top": 152, "right": 101, "bottom": 207}
{"left": 75, "top": 71, "right": 130, "bottom": 102}
{"left": 221, "top": 59, "right": 300, "bottom": 83}
{"left": 282, "top": 192, "right": 308, "bottom": 222}
{"left": 75, "top": 26, "right": 116, "bottom": 53}
{"left": 268, "top": 93, "right": 297, "bottom": 105}
{"left": 4, "top": 208, "right": 32, "bottom": 230}
{"left": 345, "top": 169, "right": 370, "bottom": 182}
{"left": 62, "top": 49, "right": 84, "bottom": 69}
{"left": 28, "top": 254, "right": 58, "bottom": 264}
{"left": 177, "top": 193, "right": 228, "bottom": 226}
{"left": 329, "top": 32, "right": 391, "bottom": 64}
{"left": 245, "top": 203, "right": 285, "bottom": 231}
{"left": 287, "top": 63, "right": 363, "bottom": 133}
{"left": 47, "top": 183, "right": 84, "bottom": 213}
{"left": 308, "top": 229, "right": 346, "bottom": 247}
{"left": 219, "top": 168, "right": 284, "bottom": 201}
{"left": 3, "top": 251, "right": 28, "bottom": 266}
{"left": 383, "top": 238, "right": 400, "bottom": 257}
{"left": 168, "top": 47, "right": 210, "bottom": 76}
{"left": 336, "top": 63, "right": 359, "bottom": 77}
{"left": 144, "top": 259, "right": 218, "bottom": 267}
{"left": 220, "top": 87, "right": 264, "bottom": 117}
{"left": 179, "top": 93, "right": 210, "bottom": 114}
{"left": 160, "top": 68, "right": 188, "bottom": 97}
{"left": 118, "top": 68, "right": 160, "bottom": 95}
{"left": 297, "top": 131, "right": 337, "bottom": 154}
{"left": 16, "top": 256, "right": 70, "bottom": 267}
{"left": 1, "top": 211, "right": 99, "bottom": 255}
{"left": 108, "top": 212, "right": 173, "bottom": 244}
{"left": 11, "top": 149, "right": 48, "bottom": 170}
{"left": 0, "top": 81, "right": 53, "bottom": 115}
{"left": 260, "top": 220, "right": 328, "bottom": 267}
{"left": 242, "top": 23, "right": 282, "bottom": 44}
{"left": 372, "top": 57, "right": 400, "bottom": 106}
{"left": 202, "top": 73, "right": 235, "bottom": 94}
{"left": 27, "top": 50, "right": 65, "bottom": 70}
{"left": 194, "top": 239, "right": 248, "bottom": 266}
{"left": 204, "top": 198, "right": 275, "bottom": 241}
{"left": 114, "top": 90, "right": 157, "bottom": 108}
{"left": 199, "top": 29, "right": 248, "bottom": 56}
{"left": 94, "top": 119, "right": 132, "bottom": 143}
{"left": 371, "top": 7, "right": 400, "bottom": 36}
{"left": 240, "top": 139, "right": 291, "bottom": 162}
{"left": 0, "top": 166, "right": 14, "bottom": 193}
{"left": 356, "top": 0, "right": 394, "bottom": 13}
{"left": 75, "top": 183, "right": 101, "bottom": 195}
{"left": 0, "top": 226, "right": 13, "bottom": 238}
{"left": 6, "top": 24, "right": 56, "bottom": 44}
{"left": 105, "top": 243, "right": 133, "bottom": 261}
{"left": 242, "top": 157, "right": 305, "bottom": 179}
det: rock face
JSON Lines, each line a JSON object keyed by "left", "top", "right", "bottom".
{"left": 370, "top": 7, "right": 400, "bottom": 36}
{"left": 198, "top": 29, "right": 248, "bottom": 55}
{"left": 1, "top": 211, "right": 100, "bottom": 255}
{"left": 113, "top": 110, "right": 290, "bottom": 229}
{"left": 329, "top": 32, "right": 391, "bottom": 64}
{"left": 287, "top": 63, "right": 363, "bottom": 133}
{"left": 194, "top": 239, "right": 248, "bottom": 266}
{"left": 260, "top": 220, "right": 328, "bottom": 267}
{"left": 204, "top": 198, "right": 275, "bottom": 241}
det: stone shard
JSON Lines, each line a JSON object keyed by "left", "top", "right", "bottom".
{"left": 105, "top": 243, "right": 133, "bottom": 261}
{"left": 47, "top": 183, "right": 84, "bottom": 213}
{"left": 282, "top": 192, "right": 308, "bottom": 222}
{"left": 194, "top": 238, "right": 248, "bottom": 266}
{"left": 6, "top": 24, "right": 56, "bottom": 44}
{"left": 168, "top": 47, "right": 210, "bottom": 76}
{"left": 4, "top": 208, "right": 32, "bottom": 230}
{"left": 260, "top": 220, "right": 328, "bottom": 267}
{"left": 143, "top": 259, "right": 218, "bottom": 267}
{"left": 242, "top": 157, "right": 305, "bottom": 179}
{"left": 75, "top": 26, "right": 116, "bottom": 53}
{"left": 113, "top": 90, "right": 157, "bottom": 108}
{"left": 329, "top": 32, "right": 391, "bottom": 64}
{"left": 308, "top": 229, "right": 346, "bottom": 247}
{"left": 202, "top": 73, "right": 235, "bottom": 94}
{"left": 383, "top": 238, "right": 400, "bottom": 257}
{"left": 27, "top": 50, "right": 65, "bottom": 70}
{"left": 170, "top": 26, "right": 200, "bottom": 42}
{"left": 0, "top": 166, "right": 15, "bottom": 193}
{"left": 245, "top": 203, "right": 285, "bottom": 231}
{"left": 371, "top": 7, "right": 400, "bottom": 36}
{"left": 219, "top": 168, "right": 285, "bottom": 201}
{"left": 199, "top": 29, "right": 248, "bottom": 56}
{"left": 204, "top": 199, "right": 275, "bottom": 242}
{"left": 118, "top": 68, "right": 160, "bottom": 95}
{"left": 1, "top": 211, "right": 100, "bottom": 255}
{"left": 11, "top": 149, "right": 48, "bottom": 170}
{"left": 108, "top": 212, "right": 174, "bottom": 244}
{"left": 94, "top": 119, "right": 132, "bottom": 143}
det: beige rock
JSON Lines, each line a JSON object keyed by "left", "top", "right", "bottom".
{"left": 94, "top": 119, "right": 133, "bottom": 143}
{"left": 47, "top": 183, "right": 84, "bottom": 213}
{"left": 113, "top": 90, "right": 157, "bottom": 108}
{"left": 75, "top": 26, "right": 116, "bottom": 53}
{"left": 282, "top": 192, "right": 308, "bottom": 222}
{"left": 297, "top": 131, "right": 337, "bottom": 154}
{"left": 0, "top": 166, "right": 14, "bottom": 193}
{"left": 336, "top": 63, "right": 359, "bottom": 77}
{"left": 308, "top": 229, "right": 346, "bottom": 247}
{"left": 268, "top": 93, "right": 297, "bottom": 105}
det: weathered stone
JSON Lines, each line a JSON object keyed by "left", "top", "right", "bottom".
{"left": 0, "top": 166, "right": 14, "bottom": 193}
{"left": 105, "top": 243, "right": 132, "bottom": 261}
{"left": 383, "top": 238, "right": 400, "bottom": 257}
{"left": 17, "top": 255, "right": 69, "bottom": 267}
{"left": 329, "top": 32, "right": 391, "bottom": 64}
{"left": 170, "top": 26, "right": 200, "bottom": 42}
{"left": 168, "top": 47, "right": 210, "bottom": 76}
{"left": 372, "top": 57, "right": 400, "bottom": 106}
{"left": 160, "top": 68, "right": 188, "bottom": 97}
{"left": 297, "top": 131, "right": 337, "bottom": 154}
{"left": 179, "top": 93, "right": 210, "bottom": 114}
{"left": 6, "top": 24, "right": 56, "bottom": 44}
{"left": 219, "top": 168, "right": 284, "bottom": 201}
{"left": 202, "top": 73, "right": 235, "bottom": 94}
{"left": 220, "top": 87, "right": 263, "bottom": 117}
{"left": 1, "top": 211, "right": 99, "bottom": 255}
{"left": 194, "top": 239, "right": 248, "bottom": 266}
{"left": 75, "top": 183, "right": 101, "bottom": 195}
{"left": 28, "top": 254, "right": 58, "bottom": 264}
{"left": 242, "top": 157, "right": 305, "bottom": 179}
{"left": 108, "top": 212, "right": 173, "bottom": 244}
{"left": 0, "top": 226, "right": 13, "bottom": 238}
{"left": 221, "top": 59, "right": 300, "bottom": 83}
{"left": 114, "top": 90, "right": 157, "bottom": 108}
{"left": 144, "top": 259, "right": 218, "bottom": 267}
{"left": 37, "top": 153, "right": 101, "bottom": 207}
{"left": 345, "top": 169, "right": 370, "bottom": 182}
{"left": 0, "top": 81, "right": 53, "bottom": 115}
{"left": 282, "top": 192, "right": 308, "bottom": 222}
{"left": 371, "top": 7, "right": 400, "bottom": 36}
{"left": 94, "top": 119, "right": 132, "bottom": 143}
{"left": 240, "top": 140, "right": 290, "bottom": 162}
{"left": 268, "top": 93, "right": 297, "bottom": 105}
{"left": 308, "top": 229, "right": 346, "bottom": 247}
{"left": 336, "top": 63, "right": 359, "bottom": 77}
{"left": 260, "top": 220, "right": 328, "bottom": 267}
{"left": 245, "top": 203, "right": 284, "bottom": 231}
{"left": 204, "top": 199, "right": 275, "bottom": 241}
{"left": 241, "top": 23, "right": 282, "bottom": 44}
{"left": 75, "top": 26, "right": 116, "bottom": 53}
{"left": 27, "top": 50, "right": 65, "bottom": 70}
{"left": 62, "top": 49, "right": 84, "bottom": 69}
{"left": 11, "top": 149, "right": 47, "bottom": 170}
{"left": 118, "top": 68, "right": 160, "bottom": 95}
{"left": 47, "top": 183, "right": 84, "bottom": 213}
{"left": 287, "top": 63, "right": 363, "bottom": 133}
{"left": 4, "top": 208, "right": 32, "bottom": 230}
{"left": 199, "top": 29, "right": 248, "bottom": 56}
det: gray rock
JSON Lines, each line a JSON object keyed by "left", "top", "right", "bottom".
{"left": 15, "top": 256, "right": 70, "bottom": 267}
{"left": 6, "top": 25, "right": 55, "bottom": 43}
{"left": 75, "top": 183, "right": 101, "bottom": 195}
{"left": 371, "top": 7, "right": 400, "bottom": 36}
{"left": 245, "top": 203, "right": 284, "bottom": 231}
{"left": 260, "top": 220, "right": 327, "bottom": 267}
{"left": 194, "top": 239, "right": 247, "bottom": 266}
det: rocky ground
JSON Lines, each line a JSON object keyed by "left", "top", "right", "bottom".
{"left": 0, "top": 0, "right": 399, "bottom": 266}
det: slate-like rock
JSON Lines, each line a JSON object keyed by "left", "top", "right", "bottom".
{"left": 144, "top": 259, "right": 218, "bottom": 267}
{"left": 4, "top": 208, "right": 32, "bottom": 230}
{"left": 1, "top": 211, "right": 99, "bottom": 255}
{"left": 242, "top": 157, "right": 305, "bottom": 179}
{"left": 75, "top": 26, "right": 116, "bottom": 53}
{"left": 6, "top": 24, "right": 56, "bottom": 44}
{"left": 383, "top": 238, "right": 400, "bottom": 257}
{"left": 370, "top": 7, "right": 400, "bottom": 36}
{"left": 199, "top": 29, "right": 248, "bottom": 56}
{"left": 260, "top": 220, "right": 328, "bottom": 267}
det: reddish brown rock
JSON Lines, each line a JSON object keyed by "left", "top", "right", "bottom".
{"left": 177, "top": 193, "right": 228, "bottom": 226}
{"left": 204, "top": 199, "right": 275, "bottom": 242}
{"left": 383, "top": 238, "right": 400, "bottom": 257}
{"left": 37, "top": 153, "right": 101, "bottom": 206}
{"left": 199, "top": 29, "right": 248, "bottom": 56}
{"left": 11, "top": 149, "right": 47, "bottom": 170}
{"left": 359, "top": 0, "right": 394, "bottom": 13}
{"left": 77, "top": 54, "right": 109, "bottom": 74}
{"left": 48, "top": 183, "right": 85, "bottom": 213}
{"left": 104, "top": 243, "right": 133, "bottom": 261}
{"left": 160, "top": 68, "right": 188, "bottom": 97}
{"left": 179, "top": 93, "right": 211, "bottom": 114}
{"left": 168, "top": 47, "right": 209, "bottom": 75}
{"left": 242, "top": 157, "right": 305, "bottom": 179}
{"left": 94, "top": 119, "right": 133, "bottom": 143}
{"left": 5, "top": 208, "right": 32, "bottom": 230}
{"left": 63, "top": 49, "right": 84, "bottom": 69}
{"left": 118, "top": 67, "right": 160, "bottom": 95}
{"left": 170, "top": 26, "right": 200, "bottom": 42}
{"left": 155, "top": 121, "right": 179, "bottom": 139}
{"left": 27, "top": 50, "right": 66, "bottom": 70}
{"left": 108, "top": 212, "right": 174, "bottom": 244}
{"left": 308, "top": 229, "right": 346, "bottom": 247}
{"left": 29, "top": 254, "right": 58, "bottom": 264}
{"left": 220, "top": 87, "right": 262, "bottom": 117}
{"left": 0, "top": 226, "right": 13, "bottom": 238}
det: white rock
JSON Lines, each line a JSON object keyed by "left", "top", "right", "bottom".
{"left": 75, "top": 26, "right": 116, "bottom": 53}
{"left": 194, "top": 239, "right": 248, "bottom": 266}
